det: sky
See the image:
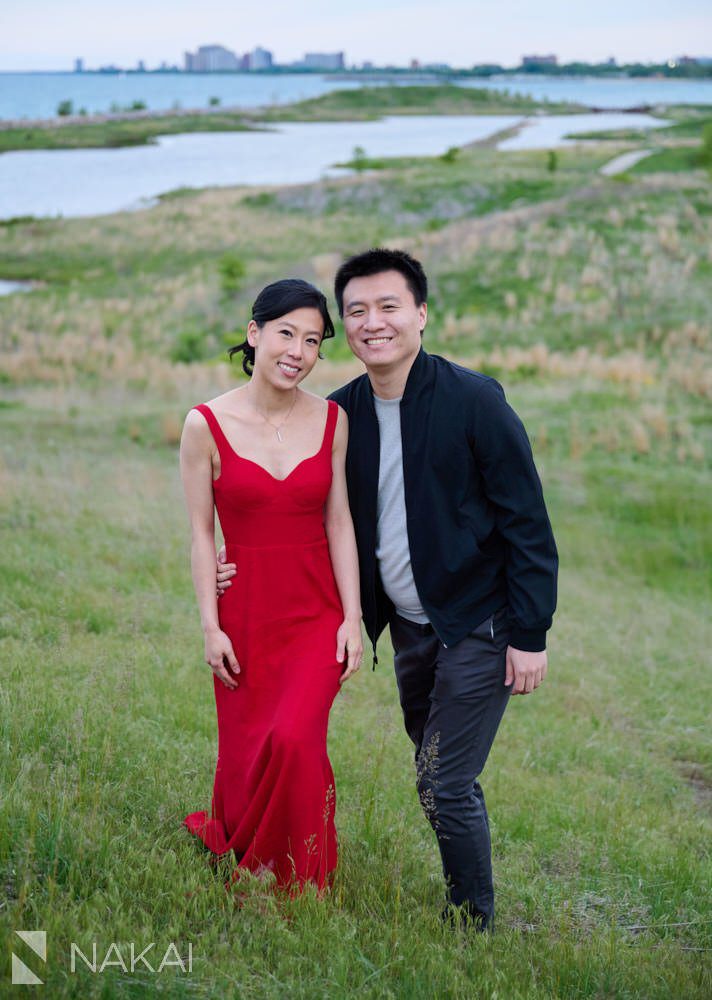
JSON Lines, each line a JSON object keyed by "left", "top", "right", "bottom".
{"left": 2, "top": 0, "right": 711, "bottom": 71}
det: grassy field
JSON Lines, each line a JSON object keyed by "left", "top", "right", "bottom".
{"left": 566, "top": 109, "right": 712, "bottom": 179}
{"left": 1, "top": 128, "right": 711, "bottom": 997}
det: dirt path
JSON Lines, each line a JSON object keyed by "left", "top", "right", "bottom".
{"left": 600, "top": 149, "right": 655, "bottom": 175}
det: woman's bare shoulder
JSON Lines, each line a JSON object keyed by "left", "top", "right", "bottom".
{"left": 298, "top": 388, "right": 329, "bottom": 417}
{"left": 204, "top": 387, "right": 246, "bottom": 416}
{"left": 183, "top": 390, "right": 240, "bottom": 437}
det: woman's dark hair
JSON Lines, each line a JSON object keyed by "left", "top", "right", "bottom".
{"left": 228, "top": 278, "right": 335, "bottom": 376}
{"left": 334, "top": 248, "right": 428, "bottom": 317}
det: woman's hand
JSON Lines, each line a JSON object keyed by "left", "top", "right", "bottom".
{"left": 336, "top": 617, "right": 363, "bottom": 685}
{"left": 216, "top": 544, "right": 236, "bottom": 596}
{"left": 204, "top": 627, "right": 240, "bottom": 689}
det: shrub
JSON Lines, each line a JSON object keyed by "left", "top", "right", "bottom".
{"left": 56, "top": 100, "right": 73, "bottom": 117}
{"left": 244, "top": 192, "right": 276, "bottom": 209}
{"left": 547, "top": 150, "right": 558, "bottom": 173}
{"left": 700, "top": 123, "right": 712, "bottom": 169}
{"left": 440, "top": 146, "right": 460, "bottom": 164}
{"left": 170, "top": 328, "right": 209, "bottom": 363}
{"left": 218, "top": 253, "right": 246, "bottom": 297}
{"left": 209, "top": 96, "right": 221, "bottom": 107}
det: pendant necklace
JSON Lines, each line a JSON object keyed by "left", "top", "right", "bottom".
{"left": 251, "top": 392, "right": 298, "bottom": 443}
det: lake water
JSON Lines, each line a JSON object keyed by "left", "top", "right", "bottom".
{"left": 0, "top": 112, "right": 667, "bottom": 220}
{"left": 1, "top": 72, "right": 712, "bottom": 121}
{"left": 462, "top": 76, "right": 712, "bottom": 110}
{"left": 498, "top": 112, "right": 667, "bottom": 150}
{"left": 0, "top": 279, "right": 31, "bottom": 296}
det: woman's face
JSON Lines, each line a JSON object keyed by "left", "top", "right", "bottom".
{"left": 248, "top": 307, "right": 324, "bottom": 387}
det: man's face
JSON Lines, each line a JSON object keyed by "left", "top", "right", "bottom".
{"left": 341, "top": 270, "right": 427, "bottom": 375}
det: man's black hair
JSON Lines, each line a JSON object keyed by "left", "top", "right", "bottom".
{"left": 334, "top": 248, "right": 428, "bottom": 317}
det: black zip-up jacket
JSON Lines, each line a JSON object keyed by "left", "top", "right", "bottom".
{"left": 329, "top": 349, "right": 558, "bottom": 657}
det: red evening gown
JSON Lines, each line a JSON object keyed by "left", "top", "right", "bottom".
{"left": 184, "top": 399, "right": 344, "bottom": 891}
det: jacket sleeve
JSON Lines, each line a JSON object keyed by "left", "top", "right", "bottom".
{"left": 468, "top": 378, "right": 558, "bottom": 651}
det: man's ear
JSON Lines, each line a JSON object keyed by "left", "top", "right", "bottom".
{"left": 419, "top": 301, "right": 428, "bottom": 334}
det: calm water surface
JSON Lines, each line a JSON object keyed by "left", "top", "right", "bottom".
{"left": 0, "top": 279, "right": 32, "bottom": 296}
{"left": 1, "top": 73, "right": 712, "bottom": 121}
{"left": 499, "top": 112, "right": 667, "bottom": 150}
{"left": 0, "top": 112, "right": 667, "bottom": 220}
{"left": 462, "top": 76, "right": 712, "bottom": 109}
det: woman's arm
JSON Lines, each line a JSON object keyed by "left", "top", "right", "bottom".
{"left": 324, "top": 406, "right": 363, "bottom": 685}
{"left": 180, "top": 410, "right": 240, "bottom": 689}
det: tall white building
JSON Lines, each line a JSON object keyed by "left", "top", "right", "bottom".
{"left": 249, "top": 47, "right": 273, "bottom": 70}
{"left": 184, "top": 45, "right": 240, "bottom": 72}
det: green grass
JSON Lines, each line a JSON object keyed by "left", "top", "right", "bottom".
{"left": 260, "top": 84, "right": 581, "bottom": 121}
{"left": 1, "top": 390, "right": 709, "bottom": 998}
{"left": 565, "top": 110, "right": 712, "bottom": 143}
{"left": 246, "top": 147, "right": 603, "bottom": 232}
{"left": 0, "top": 112, "right": 260, "bottom": 153}
{"left": 655, "top": 115, "right": 712, "bottom": 139}
{"left": 628, "top": 146, "right": 705, "bottom": 174}
{"left": 0, "top": 135, "right": 710, "bottom": 998}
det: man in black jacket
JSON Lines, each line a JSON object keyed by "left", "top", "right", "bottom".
{"left": 219, "top": 248, "right": 557, "bottom": 928}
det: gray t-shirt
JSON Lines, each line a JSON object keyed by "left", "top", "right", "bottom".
{"left": 373, "top": 394, "right": 429, "bottom": 624}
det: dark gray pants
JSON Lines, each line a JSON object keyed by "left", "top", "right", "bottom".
{"left": 390, "top": 607, "right": 511, "bottom": 926}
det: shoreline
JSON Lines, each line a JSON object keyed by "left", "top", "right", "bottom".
{"left": 0, "top": 81, "right": 669, "bottom": 154}
{"left": 0, "top": 100, "right": 660, "bottom": 132}
{"left": 0, "top": 84, "right": 569, "bottom": 154}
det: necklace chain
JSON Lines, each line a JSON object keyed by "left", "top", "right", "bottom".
{"left": 250, "top": 392, "right": 298, "bottom": 443}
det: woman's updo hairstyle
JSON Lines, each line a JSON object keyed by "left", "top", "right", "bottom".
{"left": 228, "top": 278, "right": 335, "bottom": 376}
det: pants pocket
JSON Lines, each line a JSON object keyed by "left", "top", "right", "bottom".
{"left": 470, "top": 607, "right": 509, "bottom": 650}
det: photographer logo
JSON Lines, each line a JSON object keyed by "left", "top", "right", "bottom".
{"left": 12, "top": 931, "right": 46, "bottom": 986}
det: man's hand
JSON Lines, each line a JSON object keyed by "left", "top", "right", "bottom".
{"left": 204, "top": 627, "right": 240, "bottom": 689}
{"left": 336, "top": 617, "right": 363, "bottom": 685}
{"left": 216, "top": 544, "right": 236, "bottom": 596}
{"left": 505, "top": 647, "right": 547, "bottom": 695}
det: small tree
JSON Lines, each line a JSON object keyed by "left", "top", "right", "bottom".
{"left": 209, "top": 96, "right": 221, "bottom": 107}
{"left": 547, "top": 150, "right": 558, "bottom": 173}
{"left": 351, "top": 145, "right": 368, "bottom": 172}
{"left": 57, "top": 99, "right": 73, "bottom": 117}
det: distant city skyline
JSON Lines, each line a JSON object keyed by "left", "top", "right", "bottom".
{"left": 2, "top": 0, "right": 712, "bottom": 71}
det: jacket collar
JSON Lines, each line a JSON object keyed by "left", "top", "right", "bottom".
{"left": 402, "top": 348, "right": 433, "bottom": 406}
{"left": 362, "top": 348, "right": 432, "bottom": 407}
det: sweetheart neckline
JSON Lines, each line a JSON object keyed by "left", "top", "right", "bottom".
{"left": 203, "top": 402, "right": 332, "bottom": 484}
{"left": 219, "top": 449, "right": 323, "bottom": 483}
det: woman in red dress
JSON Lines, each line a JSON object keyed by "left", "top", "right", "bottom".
{"left": 180, "top": 279, "right": 362, "bottom": 892}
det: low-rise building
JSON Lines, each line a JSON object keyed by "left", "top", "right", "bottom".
{"left": 521, "top": 54, "right": 558, "bottom": 68}
{"left": 301, "top": 52, "right": 345, "bottom": 70}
